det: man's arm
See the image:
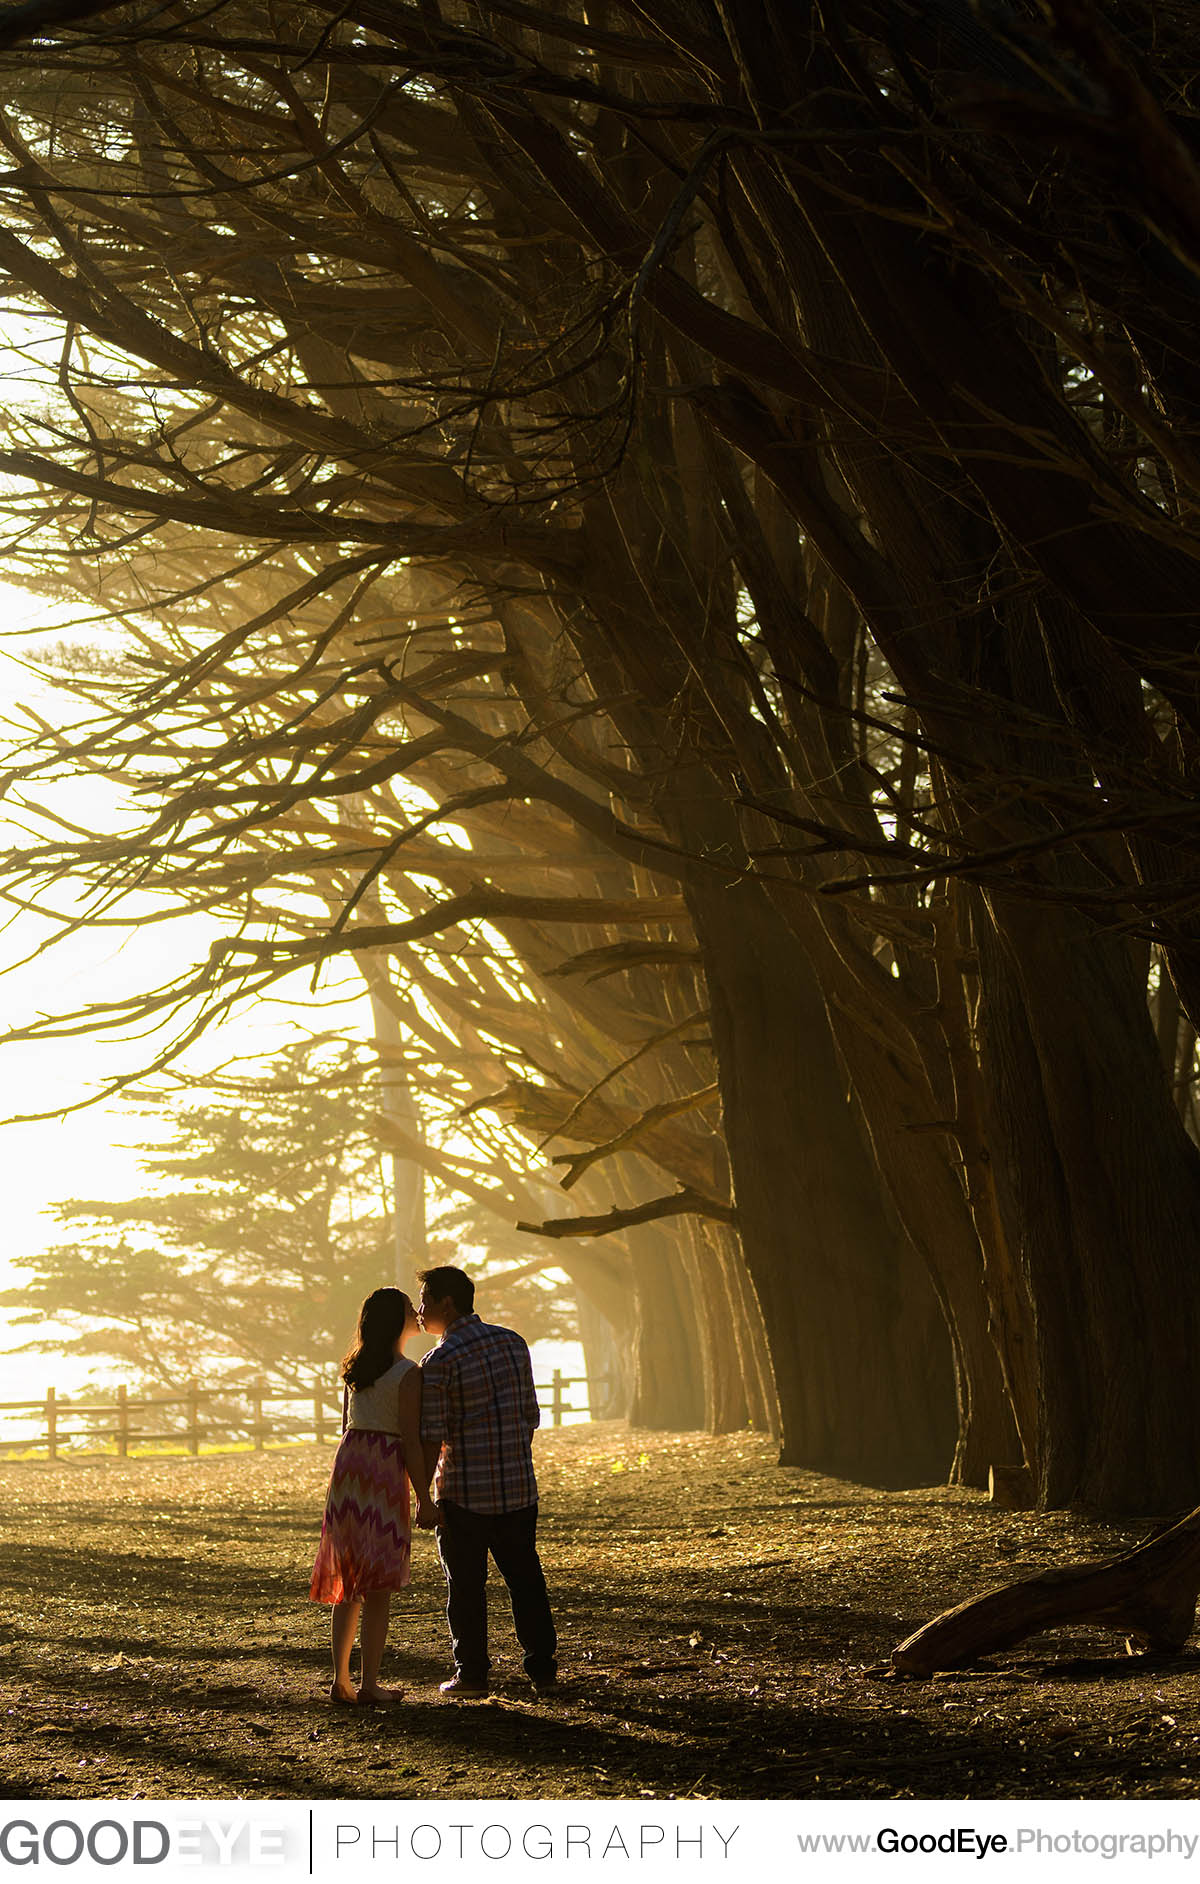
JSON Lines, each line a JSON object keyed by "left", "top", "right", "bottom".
{"left": 397, "top": 1369, "right": 437, "bottom": 1528}
{"left": 422, "top": 1436, "right": 443, "bottom": 1491}
{"left": 519, "top": 1336, "right": 540, "bottom": 1431}
{"left": 419, "top": 1349, "right": 449, "bottom": 1518}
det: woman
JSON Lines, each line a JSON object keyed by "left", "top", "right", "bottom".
{"left": 309, "top": 1287, "right": 434, "bottom": 1704}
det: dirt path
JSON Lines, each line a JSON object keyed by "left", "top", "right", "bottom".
{"left": 3, "top": 1424, "right": 1200, "bottom": 1800}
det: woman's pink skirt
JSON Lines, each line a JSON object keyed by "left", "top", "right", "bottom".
{"left": 309, "top": 1428, "right": 411, "bottom": 1604}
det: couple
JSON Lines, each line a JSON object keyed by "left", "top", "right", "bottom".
{"left": 309, "top": 1264, "right": 557, "bottom": 1705}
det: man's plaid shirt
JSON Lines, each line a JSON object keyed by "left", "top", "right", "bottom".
{"left": 419, "top": 1314, "right": 540, "bottom": 1513}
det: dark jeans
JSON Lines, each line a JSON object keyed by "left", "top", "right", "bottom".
{"left": 435, "top": 1499, "right": 557, "bottom": 1683}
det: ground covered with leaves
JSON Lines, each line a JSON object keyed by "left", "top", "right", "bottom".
{"left": 3, "top": 1423, "right": 1199, "bottom": 1800}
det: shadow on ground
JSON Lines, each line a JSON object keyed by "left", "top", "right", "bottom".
{"left": 1, "top": 1427, "right": 1195, "bottom": 1800}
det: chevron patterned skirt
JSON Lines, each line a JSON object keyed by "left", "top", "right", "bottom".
{"left": 309, "top": 1427, "right": 412, "bottom": 1604}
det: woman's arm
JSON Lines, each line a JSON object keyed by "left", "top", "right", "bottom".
{"left": 397, "top": 1369, "right": 436, "bottom": 1528}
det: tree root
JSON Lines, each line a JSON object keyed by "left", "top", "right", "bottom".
{"left": 892, "top": 1504, "right": 1200, "bottom": 1676}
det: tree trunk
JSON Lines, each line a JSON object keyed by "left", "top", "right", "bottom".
{"left": 980, "top": 894, "right": 1200, "bottom": 1512}
{"left": 627, "top": 1222, "right": 707, "bottom": 1429}
{"left": 716, "top": 1218, "right": 780, "bottom": 1437}
{"left": 574, "top": 1286, "right": 631, "bottom": 1419}
{"left": 690, "top": 875, "right": 958, "bottom": 1486}
{"left": 790, "top": 887, "right": 1022, "bottom": 1488}
{"left": 677, "top": 1214, "right": 756, "bottom": 1432}
{"left": 680, "top": 1215, "right": 747, "bottom": 1432}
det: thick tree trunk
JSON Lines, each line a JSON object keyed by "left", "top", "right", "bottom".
{"left": 979, "top": 895, "right": 1200, "bottom": 1513}
{"left": 677, "top": 1214, "right": 749, "bottom": 1431}
{"left": 574, "top": 1286, "right": 631, "bottom": 1419}
{"left": 627, "top": 1222, "right": 707, "bottom": 1430}
{"left": 793, "top": 893, "right": 1022, "bottom": 1488}
{"left": 674, "top": 1213, "right": 776, "bottom": 1433}
{"left": 717, "top": 1219, "right": 780, "bottom": 1437}
{"left": 844, "top": 1062, "right": 1021, "bottom": 1491}
{"left": 720, "top": 165, "right": 1200, "bottom": 1510}
{"left": 690, "top": 876, "right": 957, "bottom": 1486}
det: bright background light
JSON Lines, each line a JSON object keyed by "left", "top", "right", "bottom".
{"left": 0, "top": 594, "right": 588, "bottom": 1415}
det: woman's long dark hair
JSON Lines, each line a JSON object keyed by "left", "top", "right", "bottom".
{"left": 341, "top": 1288, "right": 412, "bottom": 1389}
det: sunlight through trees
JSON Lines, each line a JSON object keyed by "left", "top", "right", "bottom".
{"left": 1, "top": 0, "right": 1199, "bottom": 1512}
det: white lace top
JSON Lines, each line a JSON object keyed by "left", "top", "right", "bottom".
{"left": 346, "top": 1354, "right": 417, "bottom": 1436}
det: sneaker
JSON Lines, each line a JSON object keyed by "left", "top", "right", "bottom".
{"left": 529, "top": 1672, "right": 558, "bottom": 1694}
{"left": 439, "top": 1675, "right": 489, "bottom": 1699}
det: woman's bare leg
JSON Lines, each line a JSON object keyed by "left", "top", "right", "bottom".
{"left": 331, "top": 1600, "right": 360, "bottom": 1700}
{"left": 358, "top": 1591, "right": 401, "bottom": 1702}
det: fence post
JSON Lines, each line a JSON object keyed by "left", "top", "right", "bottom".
{"left": 46, "top": 1386, "right": 57, "bottom": 1462}
{"left": 252, "top": 1381, "right": 264, "bottom": 1451}
{"left": 187, "top": 1380, "right": 201, "bottom": 1456}
{"left": 117, "top": 1384, "right": 129, "bottom": 1459}
{"left": 314, "top": 1389, "right": 327, "bottom": 1445}
{"left": 551, "top": 1368, "right": 564, "bottom": 1428}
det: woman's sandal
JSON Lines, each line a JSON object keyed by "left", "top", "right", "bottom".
{"left": 330, "top": 1682, "right": 357, "bottom": 1705}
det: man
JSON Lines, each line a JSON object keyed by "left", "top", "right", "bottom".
{"left": 416, "top": 1264, "right": 558, "bottom": 1699}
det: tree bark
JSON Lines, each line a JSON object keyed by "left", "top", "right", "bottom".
{"left": 714, "top": 1217, "right": 780, "bottom": 1437}
{"left": 626, "top": 1221, "right": 707, "bottom": 1430}
{"left": 979, "top": 892, "right": 1200, "bottom": 1512}
{"left": 574, "top": 1285, "right": 631, "bottom": 1420}
{"left": 690, "top": 873, "right": 958, "bottom": 1485}
{"left": 787, "top": 885, "right": 1023, "bottom": 1488}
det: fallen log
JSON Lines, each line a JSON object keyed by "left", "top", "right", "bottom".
{"left": 892, "top": 1503, "right": 1200, "bottom": 1676}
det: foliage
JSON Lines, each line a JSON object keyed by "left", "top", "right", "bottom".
{"left": 0, "top": 1041, "right": 397, "bottom": 1385}
{"left": 0, "top": 1038, "right": 576, "bottom": 1386}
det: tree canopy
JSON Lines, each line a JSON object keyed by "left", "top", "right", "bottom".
{"left": 1, "top": 1039, "right": 580, "bottom": 1385}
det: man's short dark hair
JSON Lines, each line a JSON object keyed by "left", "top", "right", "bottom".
{"left": 417, "top": 1264, "right": 475, "bottom": 1315}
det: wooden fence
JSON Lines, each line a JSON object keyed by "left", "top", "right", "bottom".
{"left": 0, "top": 1370, "right": 602, "bottom": 1459}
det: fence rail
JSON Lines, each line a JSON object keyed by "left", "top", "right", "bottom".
{"left": 0, "top": 1370, "right": 601, "bottom": 1459}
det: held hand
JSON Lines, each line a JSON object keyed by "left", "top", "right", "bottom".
{"left": 415, "top": 1498, "right": 438, "bottom": 1530}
